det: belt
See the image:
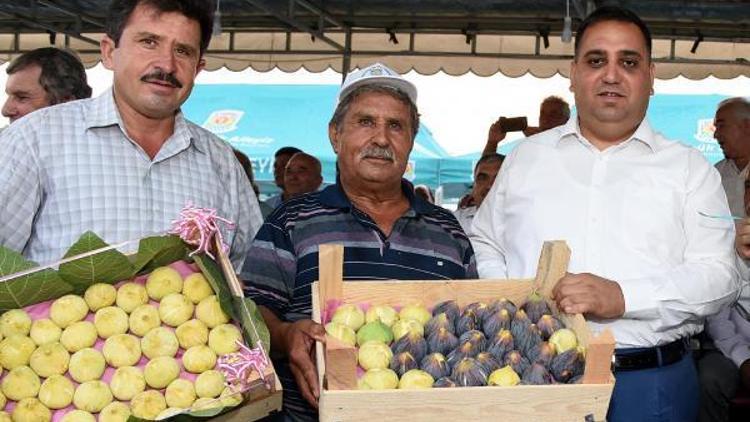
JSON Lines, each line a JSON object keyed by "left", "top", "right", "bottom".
{"left": 613, "top": 338, "right": 688, "bottom": 372}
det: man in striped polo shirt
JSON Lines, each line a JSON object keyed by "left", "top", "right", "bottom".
{"left": 241, "top": 63, "right": 477, "bottom": 421}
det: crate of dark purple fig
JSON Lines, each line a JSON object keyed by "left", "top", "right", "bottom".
{"left": 311, "top": 241, "right": 615, "bottom": 422}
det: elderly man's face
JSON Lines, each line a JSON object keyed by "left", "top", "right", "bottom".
{"left": 570, "top": 20, "right": 654, "bottom": 138}
{"left": 715, "top": 106, "right": 750, "bottom": 162}
{"left": 284, "top": 154, "right": 322, "bottom": 198}
{"left": 539, "top": 101, "right": 568, "bottom": 131}
{"left": 329, "top": 91, "right": 414, "bottom": 188}
{"left": 100, "top": 3, "right": 204, "bottom": 121}
{"left": 2, "top": 64, "right": 50, "bottom": 123}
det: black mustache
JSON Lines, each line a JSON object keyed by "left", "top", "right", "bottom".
{"left": 141, "top": 70, "right": 183, "bottom": 88}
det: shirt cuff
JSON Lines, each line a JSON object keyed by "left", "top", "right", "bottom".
{"left": 731, "top": 345, "right": 750, "bottom": 369}
{"left": 620, "top": 277, "right": 660, "bottom": 320}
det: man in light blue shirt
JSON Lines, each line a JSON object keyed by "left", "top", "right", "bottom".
{"left": 0, "top": 0, "right": 262, "bottom": 270}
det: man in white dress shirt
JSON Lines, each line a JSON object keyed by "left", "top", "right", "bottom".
{"left": 471, "top": 6, "right": 740, "bottom": 422}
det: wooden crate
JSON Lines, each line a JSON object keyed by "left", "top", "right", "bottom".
{"left": 311, "top": 241, "right": 615, "bottom": 422}
{"left": 212, "top": 237, "right": 283, "bottom": 421}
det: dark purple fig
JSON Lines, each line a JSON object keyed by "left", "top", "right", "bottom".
{"left": 465, "top": 302, "right": 491, "bottom": 321}
{"left": 521, "top": 362, "right": 554, "bottom": 385}
{"left": 426, "top": 313, "right": 454, "bottom": 337}
{"left": 391, "top": 331, "right": 428, "bottom": 362}
{"left": 482, "top": 308, "right": 512, "bottom": 338}
{"left": 420, "top": 352, "right": 451, "bottom": 380}
{"left": 451, "top": 357, "right": 488, "bottom": 387}
{"left": 432, "top": 300, "right": 460, "bottom": 322}
{"left": 568, "top": 374, "right": 583, "bottom": 384}
{"left": 550, "top": 349, "right": 585, "bottom": 383}
{"left": 527, "top": 342, "right": 556, "bottom": 368}
{"left": 433, "top": 377, "right": 457, "bottom": 388}
{"left": 537, "top": 314, "right": 564, "bottom": 341}
{"left": 455, "top": 308, "right": 479, "bottom": 335}
{"left": 446, "top": 339, "right": 481, "bottom": 367}
{"left": 487, "top": 329, "right": 514, "bottom": 361}
{"left": 488, "top": 298, "right": 517, "bottom": 317}
{"left": 475, "top": 352, "right": 501, "bottom": 374}
{"left": 521, "top": 292, "right": 552, "bottom": 324}
{"left": 458, "top": 329, "right": 487, "bottom": 353}
{"left": 515, "top": 323, "right": 542, "bottom": 357}
{"left": 390, "top": 351, "right": 418, "bottom": 377}
{"left": 427, "top": 327, "right": 459, "bottom": 355}
{"left": 503, "top": 350, "right": 530, "bottom": 375}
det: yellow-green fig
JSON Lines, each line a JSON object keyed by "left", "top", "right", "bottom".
{"left": 208, "top": 324, "right": 242, "bottom": 355}
{"left": 195, "top": 295, "right": 229, "bottom": 328}
{"left": 0, "top": 411, "right": 8, "bottom": 422}
{"left": 398, "top": 369, "right": 434, "bottom": 389}
{"left": 103, "top": 334, "right": 142, "bottom": 367}
{"left": 0, "top": 389, "right": 5, "bottom": 409}
{"left": 2, "top": 365, "right": 40, "bottom": 400}
{"left": 74, "top": 380, "right": 113, "bottom": 413}
{"left": 130, "top": 390, "right": 167, "bottom": 420}
{"left": 324, "top": 322, "right": 356, "bottom": 347}
{"left": 176, "top": 319, "right": 209, "bottom": 349}
{"left": 331, "top": 304, "right": 365, "bottom": 331}
{"left": 391, "top": 318, "right": 424, "bottom": 342}
{"left": 183, "top": 273, "right": 213, "bottom": 304}
{"left": 99, "top": 402, "right": 131, "bottom": 422}
{"left": 365, "top": 305, "right": 399, "bottom": 327}
{"left": 29, "top": 319, "right": 62, "bottom": 346}
{"left": 60, "top": 321, "right": 97, "bottom": 353}
{"left": 182, "top": 345, "right": 217, "bottom": 373}
{"left": 358, "top": 368, "right": 399, "bottom": 390}
{"left": 0, "top": 309, "right": 32, "bottom": 337}
{"left": 94, "top": 306, "right": 129, "bottom": 338}
{"left": 219, "top": 386, "right": 243, "bottom": 407}
{"left": 116, "top": 283, "right": 149, "bottom": 313}
{"left": 109, "top": 366, "right": 146, "bottom": 401}
{"left": 357, "top": 341, "right": 392, "bottom": 370}
{"left": 29, "top": 342, "right": 69, "bottom": 377}
{"left": 549, "top": 328, "right": 578, "bottom": 354}
{"left": 38, "top": 374, "right": 75, "bottom": 409}
{"left": 129, "top": 304, "right": 161, "bottom": 337}
{"left": 50, "top": 295, "right": 89, "bottom": 328}
{"left": 195, "top": 369, "right": 225, "bottom": 398}
{"left": 141, "top": 327, "right": 179, "bottom": 359}
{"left": 12, "top": 398, "right": 50, "bottom": 422}
{"left": 144, "top": 356, "right": 180, "bottom": 389}
{"left": 146, "top": 266, "right": 183, "bottom": 300}
{"left": 191, "top": 397, "right": 220, "bottom": 411}
{"left": 68, "top": 348, "right": 105, "bottom": 383}
{"left": 60, "top": 410, "right": 96, "bottom": 422}
{"left": 0, "top": 334, "right": 36, "bottom": 369}
{"left": 84, "top": 283, "right": 117, "bottom": 312}
{"left": 399, "top": 303, "right": 431, "bottom": 326}
{"left": 165, "top": 378, "right": 196, "bottom": 408}
{"left": 488, "top": 365, "right": 521, "bottom": 386}
{"left": 356, "top": 321, "right": 393, "bottom": 346}
{"left": 159, "top": 293, "right": 194, "bottom": 327}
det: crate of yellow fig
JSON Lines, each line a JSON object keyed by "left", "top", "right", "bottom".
{"left": 0, "top": 217, "right": 281, "bottom": 421}
{"left": 311, "top": 241, "right": 615, "bottom": 422}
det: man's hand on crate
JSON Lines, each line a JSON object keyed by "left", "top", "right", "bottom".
{"left": 552, "top": 272, "right": 625, "bottom": 319}
{"left": 284, "top": 319, "right": 326, "bottom": 408}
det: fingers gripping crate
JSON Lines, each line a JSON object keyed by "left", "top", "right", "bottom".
{"left": 311, "top": 241, "right": 615, "bottom": 422}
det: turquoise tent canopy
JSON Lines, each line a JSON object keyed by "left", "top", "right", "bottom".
{"left": 181, "top": 84, "right": 475, "bottom": 194}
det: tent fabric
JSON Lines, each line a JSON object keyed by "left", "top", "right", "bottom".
{"left": 0, "top": 31, "right": 748, "bottom": 80}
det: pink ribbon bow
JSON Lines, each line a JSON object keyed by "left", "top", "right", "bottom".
{"left": 218, "top": 340, "right": 272, "bottom": 391}
{"left": 169, "top": 203, "right": 235, "bottom": 259}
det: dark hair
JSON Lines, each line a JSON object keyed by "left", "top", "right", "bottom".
{"left": 541, "top": 96, "right": 571, "bottom": 119}
{"left": 106, "top": 0, "right": 215, "bottom": 56}
{"left": 475, "top": 153, "right": 505, "bottom": 171}
{"left": 274, "top": 146, "right": 303, "bottom": 158}
{"left": 574, "top": 6, "right": 652, "bottom": 60}
{"left": 329, "top": 85, "right": 420, "bottom": 139}
{"left": 7, "top": 47, "right": 92, "bottom": 104}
